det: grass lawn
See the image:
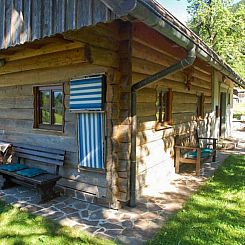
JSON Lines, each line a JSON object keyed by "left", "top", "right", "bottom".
{"left": 233, "top": 103, "right": 245, "bottom": 120}
{"left": 0, "top": 202, "right": 116, "bottom": 245}
{"left": 148, "top": 154, "right": 245, "bottom": 245}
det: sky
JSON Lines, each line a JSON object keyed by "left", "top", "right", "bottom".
{"left": 158, "top": 0, "right": 241, "bottom": 23}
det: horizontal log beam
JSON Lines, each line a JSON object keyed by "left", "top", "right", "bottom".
{"left": 0, "top": 40, "right": 86, "bottom": 62}
{"left": 0, "top": 47, "right": 91, "bottom": 75}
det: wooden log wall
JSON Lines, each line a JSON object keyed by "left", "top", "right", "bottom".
{"left": 0, "top": 21, "right": 125, "bottom": 205}
{"left": 115, "top": 22, "right": 133, "bottom": 203}
{"left": 132, "top": 22, "right": 214, "bottom": 195}
{"left": 0, "top": 19, "right": 222, "bottom": 205}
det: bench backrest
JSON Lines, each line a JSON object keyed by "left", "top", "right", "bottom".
{"left": 175, "top": 130, "right": 199, "bottom": 148}
{"left": 13, "top": 143, "right": 65, "bottom": 175}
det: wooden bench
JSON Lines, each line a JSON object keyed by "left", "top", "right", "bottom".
{"left": 0, "top": 144, "right": 65, "bottom": 203}
{"left": 175, "top": 131, "right": 217, "bottom": 176}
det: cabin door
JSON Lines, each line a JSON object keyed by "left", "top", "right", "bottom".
{"left": 220, "top": 92, "right": 226, "bottom": 137}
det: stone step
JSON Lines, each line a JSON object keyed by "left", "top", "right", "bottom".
{"left": 217, "top": 138, "right": 239, "bottom": 150}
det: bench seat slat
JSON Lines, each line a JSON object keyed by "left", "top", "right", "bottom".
{"left": 0, "top": 169, "right": 60, "bottom": 185}
{"left": 14, "top": 143, "right": 65, "bottom": 155}
{"left": 15, "top": 152, "right": 64, "bottom": 166}
{"left": 15, "top": 148, "right": 65, "bottom": 161}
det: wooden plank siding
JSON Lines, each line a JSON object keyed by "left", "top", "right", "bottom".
{"left": 0, "top": 19, "right": 218, "bottom": 205}
{"left": 0, "top": 0, "right": 116, "bottom": 50}
{"left": 0, "top": 22, "right": 123, "bottom": 203}
{"left": 132, "top": 22, "right": 213, "bottom": 196}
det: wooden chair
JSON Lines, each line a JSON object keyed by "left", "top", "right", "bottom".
{"left": 174, "top": 131, "right": 217, "bottom": 176}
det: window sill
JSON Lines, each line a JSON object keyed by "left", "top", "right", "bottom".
{"left": 32, "top": 128, "right": 64, "bottom": 136}
{"left": 196, "top": 117, "right": 205, "bottom": 122}
{"left": 155, "top": 122, "right": 173, "bottom": 131}
{"left": 79, "top": 167, "right": 105, "bottom": 174}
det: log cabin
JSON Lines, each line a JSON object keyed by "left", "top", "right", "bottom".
{"left": 0, "top": 0, "right": 244, "bottom": 208}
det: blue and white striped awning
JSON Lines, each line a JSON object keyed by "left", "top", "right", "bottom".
{"left": 70, "top": 76, "right": 104, "bottom": 111}
{"left": 78, "top": 113, "right": 104, "bottom": 169}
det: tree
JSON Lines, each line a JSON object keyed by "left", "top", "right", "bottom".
{"left": 187, "top": 0, "right": 245, "bottom": 79}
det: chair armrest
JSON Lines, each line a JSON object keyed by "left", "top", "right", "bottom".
{"left": 198, "top": 138, "right": 217, "bottom": 150}
{"left": 175, "top": 145, "right": 200, "bottom": 150}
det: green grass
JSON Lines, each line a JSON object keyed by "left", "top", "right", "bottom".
{"left": 148, "top": 155, "right": 245, "bottom": 245}
{"left": 0, "top": 202, "right": 116, "bottom": 245}
{"left": 233, "top": 103, "right": 245, "bottom": 120}
{"left": 1, "top": 155, "right": 244, "bottom": 245}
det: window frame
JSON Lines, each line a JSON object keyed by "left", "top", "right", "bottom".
{"left": 34, "top": 84, "right": 64, "bottom": 131}
{"left": 156, "top": 88, "right": 173, "bottom": 130}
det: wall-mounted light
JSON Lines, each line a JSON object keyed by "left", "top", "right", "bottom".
{"left": 0, "top": 59, "right": 5, "bottom": 67}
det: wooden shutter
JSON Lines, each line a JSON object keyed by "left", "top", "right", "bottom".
{"left": 201, "top": 93, "right": 205, "bottom": 118}
{"left": 33, "top": 87, "right": 39, "bottom": 128}
{"left": 166, "top": 88, "right": 173, "bottom": 124}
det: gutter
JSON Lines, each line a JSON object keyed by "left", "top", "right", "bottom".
{"left": 101, "top": 0, "right": 244, "bottom": 88}
{"left": 131, "top": 0, "right": 244, "bottom": 88}
{"left": 129, "top": 45, "right": 197, "bottom": 207}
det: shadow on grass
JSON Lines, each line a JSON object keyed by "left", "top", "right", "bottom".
{"left": 148, "top": 155, "right": 245, "bottom": 245}
{"left": 0, "top": 201, "right": 115, "bottom": 245}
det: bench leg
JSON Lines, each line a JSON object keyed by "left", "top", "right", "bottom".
{"left": 175, "top": 148, "right": 180, "bottom": 173}
{"left": 196, "top": 149, "right": 201, "bottom": 176}
{"left": 212, "top": 152, "right": 216, "bottom": 162}
{"left": 0, "top": 175, "right": 16, "bottom": 189}
{"left": 37, "top": 183, "right": 59, "bottom": 204}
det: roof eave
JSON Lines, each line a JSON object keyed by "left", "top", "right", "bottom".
{"left": 100, "top": 0, "right": 137, "bottom": 16}
{"left": 102, "top": 0, "right": 245, "bottom": 88}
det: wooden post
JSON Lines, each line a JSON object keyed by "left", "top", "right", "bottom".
{"left": 196, "top": 148, "right": 201, "bottom": 176}
{"left": 175, "top": 147, "right": 180, "bottom": 173}
{"left": 212, "top": 139, "right": 217, "bottom": 162}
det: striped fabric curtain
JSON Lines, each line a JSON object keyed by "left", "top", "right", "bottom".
{"left": 70, "top": 76, "right": 103, "bottom": 111}
{"left": 70, "top": 76, "right": 105, "bottom": 169}
{"left": 78, "top": 113, "right": 104, "bottom": 169}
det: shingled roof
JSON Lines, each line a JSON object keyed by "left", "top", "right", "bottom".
{"left": 0, "top": 0, "right": 244, "bottom": 87}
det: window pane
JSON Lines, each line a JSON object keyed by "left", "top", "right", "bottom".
{"left": 41, "top": 109, "right": 50, "bottom": 124}
{"left": 53, "top": 108, "right": 63, "bottom": 125}
{"left": 40, "top": 91, "right": 50, "bottom": 107}
{"left": 53, "top": 91, "right": 62, "bottom": 108}
{"left": 34, "top": 86, "right": 63, "bottom": 130}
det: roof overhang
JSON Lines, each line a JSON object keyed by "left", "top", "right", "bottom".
{"left": 101, "top": 0, "right": 245, "bottom": 88}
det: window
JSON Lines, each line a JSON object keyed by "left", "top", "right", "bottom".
{"left": 156, "top": 88, "right": 173, "bottom": 128}
{"left": 70, "top": 75, "right": 106, "bottom": 169}
{"left": 34, "top": 85, "right": 64, "bottom": 131}
{"left": 70, "top": 75, "right": 106, "bottom": 111}
{"left": 196, "top": 93, "right": 204, "bottom": 119}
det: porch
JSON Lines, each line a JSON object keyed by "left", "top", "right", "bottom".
{"left": 0, "top": 149, "right": 238, "bottom": 245}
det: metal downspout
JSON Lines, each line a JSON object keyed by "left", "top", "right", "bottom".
{"left": 129, "top": 45, "right": 197, "bottom": 207}
{"left": 131, "top": 0, "right": 244, "bottom": 88}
